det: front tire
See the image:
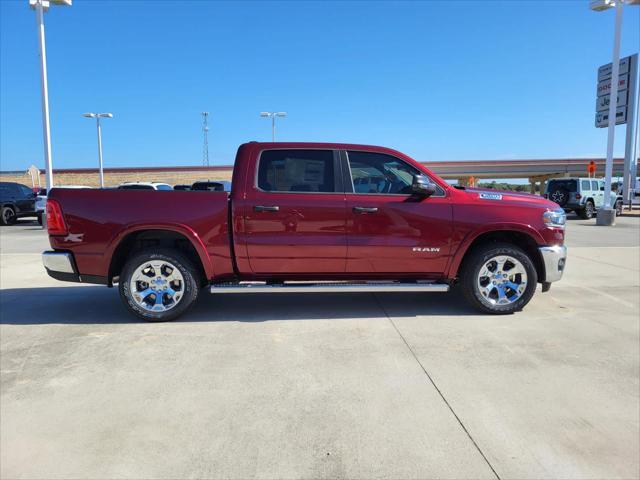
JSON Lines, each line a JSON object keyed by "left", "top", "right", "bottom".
{"left": 119, "top": 249, "right": 200, "bottom": 321}
{"left": 460, "top": 243, "right": 538, "bottom": 315}
{"left": 615, "top": 199, "right": 623, "bottom": 216}
{"left": 1, "top": 206, "right": 16, "bottom": 226}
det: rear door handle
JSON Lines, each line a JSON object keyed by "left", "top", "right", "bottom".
{"left": 353, "top": 206, "right": 378, "bottom": 214}
{"left": 254, "top": 205, "right": 280, "bottom": 212}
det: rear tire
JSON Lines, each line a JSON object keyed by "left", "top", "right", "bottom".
{"left": 119, "top": 249, "right": 200, "bottom": 322}
{"left": 578, "top": 200, "right": 594, "bottom": 219}
{"left": 1, "top": 206, "right": 16, "bottom": 225}
{"left": 460, "top": 242, "right": 538, "bottom": 315}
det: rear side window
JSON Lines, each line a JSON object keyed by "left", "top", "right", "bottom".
{"left": 258, "top": 150, "right": 335, "bottom": 193}
{"left": 581, "top": 180, "right": 591, "bottom": 191}
{"left": 547, "top": 180, "right": 577, "bottom": 192}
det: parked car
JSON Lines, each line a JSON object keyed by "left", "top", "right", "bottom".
{"left": 42, "top": 142, "right": 567, "bottom": 321}
{"left": 173, "top": 184, "right": 192, "bottom": 191}
{"left": 35, "top": 188, "right": 47, "bottom": 225}
{"left": 117, "top": 182, "right": 173, "bottom": 190}
{"left": 544, "top": 177, "right": 623, "bottom": 219}
{"left": 617, "top": 177, "right": 640, "bottom": 199}
{"left": 0, "top": 182, "right": 38, "bottom": 225}
{"left": 191, "top": 180, "right": 231, "bottom": 192}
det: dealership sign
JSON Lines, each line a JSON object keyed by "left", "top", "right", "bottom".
{"left": 595, "top": 56, "right": 633, "bottom": 128}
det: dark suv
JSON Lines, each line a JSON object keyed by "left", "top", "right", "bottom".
{"left": 0, "top": 182, "right": 38, "bottom": 225}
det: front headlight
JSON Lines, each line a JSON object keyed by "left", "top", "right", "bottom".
{"left": 543, "top": 208, "right": 566, "bottom": 228}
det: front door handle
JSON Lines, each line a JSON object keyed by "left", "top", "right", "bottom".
{"left": 353, "top": 206, "right": 378, "bottom": 214}
{"left": 254, "top": 205, "right": 280, "bottom": 212}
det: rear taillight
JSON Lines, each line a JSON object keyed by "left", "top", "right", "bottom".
{"left": 46, "top": 199, "right": 68, "bottom": 236}
{"left": 575, "top": 193, "right": 582, "bottom": 200}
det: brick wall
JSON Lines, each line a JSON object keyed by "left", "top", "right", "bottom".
{"left": 0, "top": 167, "right": 234, "bottom": 189}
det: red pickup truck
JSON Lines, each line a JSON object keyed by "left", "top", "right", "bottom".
{"left": 42, "top": 142, "right": 567, "bottom": 321}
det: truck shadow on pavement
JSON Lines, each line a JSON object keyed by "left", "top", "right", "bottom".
{"left": 0, "top": 286, "right": 479, "bottom": 325}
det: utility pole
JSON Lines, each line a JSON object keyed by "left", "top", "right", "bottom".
{"left": 202, "top": 112, "right": 210, "bottom": 167}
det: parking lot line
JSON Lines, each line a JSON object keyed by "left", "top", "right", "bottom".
{"left": 373, "top": 292, "right": 501, "bottom": 480}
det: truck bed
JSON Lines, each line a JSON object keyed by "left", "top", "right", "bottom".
{"left": 47, "top": 188, "right": 233, "bottom": 282}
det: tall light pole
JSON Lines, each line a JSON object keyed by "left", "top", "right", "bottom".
{"left": 590, "top": 0, "right": 640, "bottom": 224}
{"left": 82, "top": 113, "right": 113, "bottom": 188}
{"left": 29, "top": 0, "right": 72, "bottom": 190}
{"left": 260, "top": 112, "right": 287, "bottom": 141}
{"left": 202, "top": 112, "right": 210, "bottom": 167}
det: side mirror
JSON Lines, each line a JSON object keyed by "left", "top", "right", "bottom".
{"left": 600, "top": 186, "right": 605, "bottom": 191}
{"left": 412, "top": 175, "right": 437, "bottom": 197}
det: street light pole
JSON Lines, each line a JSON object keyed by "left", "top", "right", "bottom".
{"left": 590, "top": 0, "right": 640, "bottom": 224}
{"left": 96, "top": 116, "right": 105, "bottom": 188}
{"left": 83, "top": 113, "right": 113, "bottom": 188}
{"left": 30, "top": 0, "right": 71, "bottom": 188}
{"left": 271, "top": 115, "right": 276, "bottom": 142}
{"left": 260, "top": 112, "right": 287, "bottom": 141}
{"left": 602, "top": 1, "right": 623, "bottom": 213}
{"left": 34, "top": 0, "right": 53, "bottom": 190}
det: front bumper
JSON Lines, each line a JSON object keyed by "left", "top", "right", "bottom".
{"left": 539, "top": 245, "right": 567, "bottom": 282}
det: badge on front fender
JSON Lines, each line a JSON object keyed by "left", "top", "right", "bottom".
{"left": 479, "top": 192, "right": 503, "bottom": 200}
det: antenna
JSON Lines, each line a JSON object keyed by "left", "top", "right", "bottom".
{"left": 201, "top": 112, "right": 210, "bottom": 167}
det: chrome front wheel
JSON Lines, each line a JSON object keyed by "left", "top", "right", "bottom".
{"left": 476, "top": 255, "right": 528, "bottom": 307}
{"left": 461, "top": 243, "right": 538, "bottom": 315}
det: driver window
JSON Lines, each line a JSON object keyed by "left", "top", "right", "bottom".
{"left": 19, "top": 185, "right": 33, "bottom": 197}
{"left": 347, "top": 151, "right": 421, "bottom": 195}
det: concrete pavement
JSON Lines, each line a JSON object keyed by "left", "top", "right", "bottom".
{"left": 1, "top": 216, "right": 639, "bottom": 479}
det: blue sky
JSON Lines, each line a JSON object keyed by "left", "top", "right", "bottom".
{"left": 1, "top": 0, "right": 639, "bottom": 171}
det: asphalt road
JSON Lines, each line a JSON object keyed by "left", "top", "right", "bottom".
{"left": 1, "top": 214, "right": 639, "bottom": 479}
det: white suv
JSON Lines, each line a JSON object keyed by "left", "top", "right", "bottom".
{"left": 117, "top": 182, "right": 173, "bottom": 191}
{"left": 545, "top": 177, "right": 623, "bottom": 219}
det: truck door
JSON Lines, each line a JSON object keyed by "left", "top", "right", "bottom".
{"left": 343, "top": 150, "right": 452, "bottom": 275}
{"left": 240, "top": 149, "right": 347, "bottom": 274}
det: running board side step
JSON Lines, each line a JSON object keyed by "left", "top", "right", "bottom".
{"left": 210, "top": 281, "right": 450, "bottom": 294}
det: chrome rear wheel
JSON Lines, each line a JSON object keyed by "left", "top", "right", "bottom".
{"left": 119, "top": 249, "right": 200, "bottom": 321}
{"left": 130, "top": 260, "right": 185, "bottom": 313}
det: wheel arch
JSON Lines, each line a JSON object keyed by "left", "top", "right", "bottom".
{"left": 449, "top": 228, "right": 545, "bottom": 283}
{"left": 107, "top": 226, "right": 213, "bottom": 286}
